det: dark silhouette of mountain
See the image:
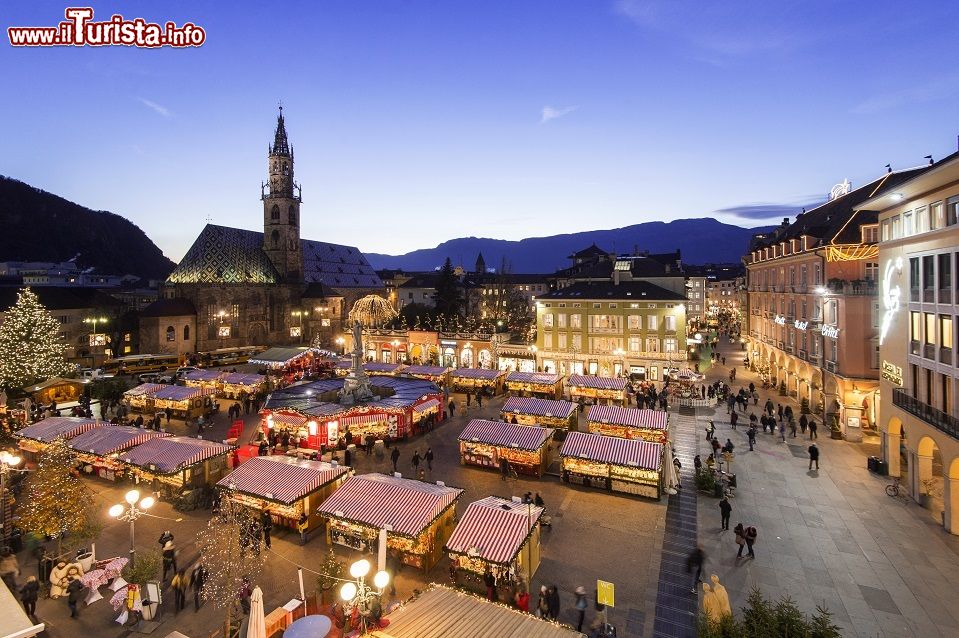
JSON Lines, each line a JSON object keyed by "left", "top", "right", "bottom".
{"left": 366, "top": 218, "right": 774, "bottom": 272}
{"left": 0, "top": 176, "right": 175, "bottom": 280}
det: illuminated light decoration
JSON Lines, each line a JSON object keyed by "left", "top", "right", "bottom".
{"left": 774, "top": 315, "right": 786, "bottom": 326}
{"left": 829, "top": 178, "right": 852, "bottom": 200}
{"left": 821, "top": 325, "right": 840, "bottom": 339}
{"left": 825, "top": 244, "right": 879, "bottom": 262}
{"left": 881, "top": 360, "right": 902, "bottom": 386}
{"left": 793, "top": 320, "right": 808, "bottom": 330}
{"left": 217, "top": 326, "right": 231, "bottom": 338}
{"left": 879, "top": 257, "right": 903, "bottom": 346}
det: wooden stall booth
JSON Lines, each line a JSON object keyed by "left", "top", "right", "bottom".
{"left": 23, "top": 377, "right": 88, "bottom": 407}
{"left": 446, "top": 496, "right": 544, "bottom": 589}
{"left": 586, "top": 405, "right": 668, "bottom": 443}
{"left": 67, "top": 425, "right": 169, "bottom": 481}
{"left": 317, "top": 473, "right": 463, "bottom": 570}
{"left": 450, "top": 368, "right": 506, "bottom": 395}
{"left": 567, "top": 375, "right": 628, "bottom": 407}
{"left": 505, "top": 372, "right": 564, "bottom": 399}
{"left": 400, "top": 365, "right": 451, "bottom": 387}
{"left": 500, "top": 397, "right": 579, "bottom": 433}
{"left": 218, "top": 456, "right": 351, "bottom": 535}
{"left": 219, "top": 373, "right": 266, "bottom": 399}
{"left": 118, "top": 436, "right": 234, "bottom": 495}
{"left": 182, "top": 369, "right": 223, "bottom": 393}
{"left": 458, "top": 419, "right": 553, "bottom": 477}
{"left": 335, "top": 361, "right": 406, "bottom": 377}
{"left": 151, "top": 385, "right": 218, "bottom": 420}
{"left": 16, "top": 416, "right": 99, "bottom": 460}
{"left": 248, "top": 346, "right": 337, "bottom": 384}
{"left": 122, "top": 383, "right": 164, "bottom": 413}
{"left": 560, "top": 431, "right": 663, "bottom": 498}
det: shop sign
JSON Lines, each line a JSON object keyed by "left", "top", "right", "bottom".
{"left": 440, "top": 340, "right": 457, "bottom": 346}
{"left": 821, "top": 325, "right": 840, "bottom": 339}
{"left": 881, "top": 360, "right": 902, "bottom": 386}
{"left": 793, "top": 320, "right": 808, "bottom": 330}
{"left": 879, "top": 257, "right": 903, "bottom": 346}
{"left": 774, "top": 315, "right": 786, "bottom": 325}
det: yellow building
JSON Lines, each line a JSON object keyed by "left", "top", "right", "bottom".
{"left": 534, "top": 279, "right": 688, "bottom": 380}
{"left": 865, "top": 150, "right": 959, "bottom": 534}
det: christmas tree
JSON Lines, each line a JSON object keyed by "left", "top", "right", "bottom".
{"left": 18, "top": 438, "right": 96, "bottom": 554}
{"left": 0, "top": 287, "right": 71, "bottom": 390}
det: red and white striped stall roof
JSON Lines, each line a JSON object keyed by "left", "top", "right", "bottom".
{"left": 451, "top": 368, "right": 506, "bottom": 380}
{"left": 566, "top": 375, "right": 627, "bottom": 391}
{"left": 403, "top": 365, "right": 450, "bottom": 377}
{"left": 560, "top": 431, "right": 662, "bottom": 470}
{"left": 184, "top": 370, "right": 224, "bottom": 382}
{"left": 119, "top": 436, "right": 233, "bottom": 474}
{"left": 587, "top": 405, "right": 668, "bottom": 431}
{"left": 68, "top": 425, "right": 169, "bottom": 455}
{"left": 506, "top": 372, "right": 562, "bottom": 385}
{"left": 501, "top": 397, "right": 577, "bottom": 419}
{"left": 340, "top": 413, "right": 387, "bottom": 429}
{"left": 123, "top": 383, "right": 164, "bottom": 397}
{"left": 458, "top": 419, "right": 553, "bottom": 451}
{"left": 17, "top": 417, "right": 99, "bottom": 443}
{"left": 152, "top": 385, "right": 216, "bottom": 401}
{"left": 266, "top": 412, "right": 308, "bottom": 427}
{"left": 445, "top": 496, "right": 544, "bottom": 565}
{"left": 218, "top": 456, "right": 349, "bottom": 504}
{"left": 317, "top": 473, "right": 463, "bottom": 537}
{"left": 413, "top": 398, "right": 440, "bottom": 414}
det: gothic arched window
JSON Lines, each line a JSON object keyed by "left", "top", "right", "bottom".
{"left": 166, "top": 326, "right": 175, "bottom": 342}
{"left": 271, "top": 229, "right": 280, "bottom": 248}
{"left": 288, "top": 206, "right": 296, "bottom": 225}
{"left": 183, "top": 325, "right": 190, "bottom": 341}
{"left": 271, "top": 205, "right": 280, "bottom": 221}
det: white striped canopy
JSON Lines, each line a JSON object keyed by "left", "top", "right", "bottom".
{"left": 501, "top": 397, "right": 576, "bottom": 419}
{"left": 445, "top": 496, "right": 543, "bottom": 565}
{"left": 119, "top": 436, "right": 233, "bottom": 474}
{"left": 184, "top": 370, "right": 223, "bottom": 382}
{"left": 152, "top": 385, "right": 216, "bottom": 401}
{"left": 413, "top": 399, "right": 440, "bottom": 414}
{"left": 68, "top": 425, "right": 169, "bottom": 455}
{"left": 505, "top": 372, "right": 562, "bottom": 385}
{"left": 458, "top": 419, "right": 553, "bottom": 451}
{"left": 560, "top": 431, "right": 662, "bottom": 470}
{"left": 123, "top": 383, "right": 164, "bottom": 398}
{"left": 587, "top": 405, "right": 667, "bottom": 430}
{"left": 267, "top": 412, "right": 307, "bottom": 427}
{"left": 218, "top": 456, "right": 349, "bottom": 504}
{"left": 17, "top": 417, "right": 99, "bottom": 443}
{"left": 340, "top": 413, "right": 387, "bottom": 429}
{"left": 451, "top": 368, "right": 505, "bottom": 380}
{"left": 567, "top": 375, "right": 627, "bottom": 391}
{"left": 317, "top": 473, "right": 463, "bottom": 537}
{"left": 403, "top": 366, "right": 450, "bottom": 377}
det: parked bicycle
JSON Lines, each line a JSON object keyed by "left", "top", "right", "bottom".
{"left": 885, "top": 477, "right": 904, "bottom": 498}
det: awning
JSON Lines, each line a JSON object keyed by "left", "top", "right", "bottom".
{"left": 119, "top": 436, "right": 233, "bottom": 474}
{"left": 184, "top": 370, "right": 224, "bottom": 382}
{"left": 68, "top": 425, "right": 169, "bottom": 455}
{"left": 501, "top": 397, "right": 577, "bottom": 420}
{"left": 124, "top": 383, "right": 164, "bottom": 398}
{"left": 413, "top": 399, "right": 440, "bottom": 414}
{"left": 266, "top": 413, "right": 308, "bottom": 427}
{"left": 17, "top": 417, "right": 99, "bottom": 443}
{"left": 218, "top": 456, "right": 349, "bottom": 504}
{"left": 587, "top": 405, "right": 667, "bottom": 430}
{"left": 560, "top": 431, "right": 662, "bottom": 470}
{"left": 451, "top": 368, "right": 505, "bottom": 380}
{"left": 458, "top": 419, "right": 553, "bottom": 451}
{"left": 505, "top": 372, "right": 562, "bottom": 385}
{"left": 152, "top": 385, "right": 216, "bottom": 401}
{"left": 221, "top": 373, "right": 266, "bottom": 386}
{"left": 317, "top": 473, "right": 462, "bottom": 537}
{"left": 339, "top": 413, "right": 388, "bottom": 429}
{"left": 445, "top": 497, "right": 543, "bottom": 565}
{"left": 567, "top": 375, "right": 627, "bottom": 391}
{"left": 403, "top": 366, "right": 450, "bottom": 377}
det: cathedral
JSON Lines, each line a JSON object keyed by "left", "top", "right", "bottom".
{"left": 140, "top": 109, "right": 383, "bottom": 355}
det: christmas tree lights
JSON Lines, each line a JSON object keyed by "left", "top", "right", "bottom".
{"left": 0, "top": 287, "right": 71, "bottom": 390}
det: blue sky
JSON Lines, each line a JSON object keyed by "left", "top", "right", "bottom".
{"left": 4, "top": 1, "right": 959, "bottom": 261}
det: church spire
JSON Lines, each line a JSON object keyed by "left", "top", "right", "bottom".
{"left": 270, "top": 104, "right": 291, "bottom": 156}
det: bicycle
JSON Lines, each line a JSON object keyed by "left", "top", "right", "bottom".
{"left": 885, "top": 477, "right": 904, "bottom": 498}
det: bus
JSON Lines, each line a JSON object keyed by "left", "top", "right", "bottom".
{"left": 103, "top": 354, "right": 182, "bottom": 376}
{"left": 195, "top": 346, "right": 265, "bottom": 368}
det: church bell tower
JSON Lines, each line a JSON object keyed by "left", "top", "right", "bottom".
{"left": 262, "top": 106, "right": 303, "bottom": 281}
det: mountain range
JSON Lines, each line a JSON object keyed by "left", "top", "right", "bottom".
{"left": 0, "top": 177, "right": 175, "bottom": 281}
{"left": 366, "top": 218, "right": 773, "bottom": 273}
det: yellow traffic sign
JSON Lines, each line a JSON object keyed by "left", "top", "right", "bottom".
{"left": 597, "top": 580, "right": 615, "bottom": 607}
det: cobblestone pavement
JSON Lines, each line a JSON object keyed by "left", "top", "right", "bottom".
{"left": 695, "top": 337, "right": 959, "bottom": 637}
{"left": 17, "top": 388, "right": 669, "bottom": 638}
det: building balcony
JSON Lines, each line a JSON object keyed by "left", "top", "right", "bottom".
{"left": 798, "top": 349, "right": 807, "bottom": 360}
{"left": 785, "top": 345, "right": 795, "bottom": 354}
{"left": 824, "top": 360, "right": 838, "bottom": 373}
{"left": 825, "top": 280, "right": 878, "bottom": 296}
{"left": 587, "top": 327, "right": 622, "bottom": 334}
{"left": 893, "top": 387, "right": 959, "bottom": 441}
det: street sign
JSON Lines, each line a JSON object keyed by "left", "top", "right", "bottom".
{"left": 597, "top": 579, "right": 615, "bottom": 607}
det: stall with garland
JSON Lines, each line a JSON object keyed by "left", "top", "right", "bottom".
{"left": 446, "top": 496, "right": 544, "bottom": 590}
{"left": 560, "top": 431, "right": 663, "bottom": 498}
{"left": 248, "top": 346, "right": 338, "bottom": 384}
{"left": 335, "top": 360, "right": 407, "bottom": 377}
{"left": 182, "top": 369, "right": 223, "bottom": 392}
{"left": 217, "top": 455, "right": 351, "bottom": 534}
{"left": 118, "top": 436, "right": 234, "bottom": 495}
{"left": 500, "top": 397, "right": 579, "bottom": 433}
{"left": 317, "top": 473, "right": 463, "bottom": 570}
{"left": 450, "top": 368, "right": 506, "bottom": 395}
{"left": 505, "top": 372, "right": 564, "bottom": 399}
{"left": 23, "top": 377, "right": 87, "bottom": 407}
{"left": 150, "top": 384, "right": 218, "bottom": 420}
{"left": 219, "top": 372, "right": 266, "bottom": 398}
{"left": 458, "top": 419, "right": 554, "bottom": 477}
{"left": 566, "top": 375, "right": 628, "bottom": 406}
{"left": 67, "top": 425, "right": 169, "bottom": 481}
{"left": 121, "top": 383, "right": 165, "bottom": 412}
{"left": 16, "top": 416, "right": 100, "bottom": 459}
{"left": 586, "top": 405, "right": 668, "bottom": 443}
{"left": 401, "top": 365, "right": 451, "bottom": 387}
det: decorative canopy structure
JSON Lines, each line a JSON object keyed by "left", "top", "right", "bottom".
{"left": 567, "top": 375, "right": 628, "bottom": 391}
{"left": 445, "top": 496, "right": 544, "bottom": 565}
{"left": 119, "top": 436, "right": 233, "bottom": 474}
{"left": 587, "top": 406, "right": 667, "bottom": 431}
{"left": 501, "top": 397, "right": 577, "bottom": 420}
{"left": 67, "top": 425, "right": 168, "bottom": 455}
{"left": 348, "top": 294, "right": 398, "bottom": 327}
{"left": 560, "top": 431, "right": 662, "bottom": 470}
{"left": 17, "top": 417, "right": 99, "bottom": 443}
{"left": 459, "top": 419, "right": 553, "bottom": 452}
{"left": 218, "top": 456, "right": 349, "bottom": 505}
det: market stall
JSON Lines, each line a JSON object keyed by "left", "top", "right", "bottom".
{"left": 23, "top": 377, "right": 88, "bottom": 407}
{"left": 118, "top": 436, "right": 234, "bottom": 495}
{"left": 586, "top": 405, "right": 668, "bottom": 443}
{"left": 151, "top": 385, "right": 218, "bottom": 420}
{"left": 121, "top": 383, "right": 165, "bottom": 413}
{"left": 317, "top": 473, "right": 463, "bottom": 570}
{"left": 67, "top": 425, "right": 169, "bottom": 481}
{"left": 217, "top": 456, "right": 351, "bottom": 534}
{"left": 450, "top": 368, "right": 506, "bottom": 395}
{"left": 505, "top": 372, "right": 564, "bottom": 399}
{"left": 336, "top": 361, "right": 406, "bottom": 377}
{"left": 248, "top": 346, "right": 337, "bottom": 384}
{"left": 458, "top": 419, "right": 553, "bottom": 477}
{"left": 219, "top": 372, "right": 266, "bottom": 399}
{"left": 560, "top": 431, "right": 663, "bottom": 498}
{"left": 401, "top": 365, "right": 451, "bottom": 387}
{"left": 566, "top": 375, "right": 628, "bottom": 406}
{"left": 500, "top": 397, "right": 579, "bottom": 432}
{"left": 446, "top": 496, "right": 544, "bottom": 589}
{"left": 16, "top": 416, "right": 99, "bottom": 458}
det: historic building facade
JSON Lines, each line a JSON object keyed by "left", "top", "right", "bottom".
{"left": 145, "top": 109, "right": 383, "bottom": 353}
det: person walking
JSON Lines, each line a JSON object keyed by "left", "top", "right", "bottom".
{"left": 779, "top": 421, "right": 786, "bottom": 443}
{"left": 799, "top": 413, "right": 808, "bottom": 435}
{"left": 391, "top": 446, "right": 400, "bottom": 472}
{"left": 477, "top": 391, "right": 483, "bottom": 408}
{"left": 239, "top": 577, "right": 252, "bottom": 615}
{"left": 261, "top": 509, "right": 273, "bottom": 549}
{"left": 162, "top": 541, "right": 177, "bottom": 582}
{"left": 483, "top": 567, "right": 496, "bottom": 601}
{"left": 734, "top": 523, "right": 746, "bottom": 557}
{"left": 719, "top": 496, "right": 732, "bottom": 530}
{"left": 172, "top": 569, "right": 187, "bottom": 612}
{"left": 297, "top": 513, "right": 309, "bottom": 545}
{"left": 537, "top": 586, "right": 550, "bottom": 619}
{"left": 66, "top": 577, "right": 84, "bottom": 618}
{"left": 574, "top": 586, "right": 588, "bottom": 632}
{"left": 686, "top": 545, "right": 705, "bottom": 593}
{"left": 0, "top": 550, "right": 19, "bottom": 592}
{"left": 425, "top": 447, "right": 434, "bottom": 471}
{"left": 809, "top": 419, "right": 818, "bottom": 439}
{"left": 448, "top": 399, "right": 456, "bottom": 418}
{"left": 19, "top": 576, "right": 38, "bottom": 618}
{"left": 191, "top": 564, "right": 207, "bottom": 611}
{"left": 411, "top": 450, "right": 421, "bottom": 473}
{"left": 744, "top": 526, "right": 757, "bottom": 558}
{"left": 730, "top": 411, "right": 738, "bottom": 430}
{"left": 789, "top": 417, "right": 797, "bottom": 438}
{"left": 158, "top": 530, "right": 174, "bottom": 549}
{"left": 747, "top": 426, "right": 756, "bottom": 451}
{"left": 764, "top": 398, "right": 774, "bottom": 417}
{"left": 547, "top": 585, "right": 560, "bottom": 621}
{"left": 808, "top": 443, "right": 820, "bottom": 470}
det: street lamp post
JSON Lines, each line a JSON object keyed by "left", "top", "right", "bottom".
{"left": 0, "top": 451, "right": 23, "bottom": 546}
{"left": 340, "top": 559, "right": 390, "bottom": 635}
{"left": 335, "top": 336, "right": 345, "bottom": 356}
{"left": 108, "top": 489, "right": 155, "bottom": 565}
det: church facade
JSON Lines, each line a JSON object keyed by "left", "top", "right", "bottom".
{"left": 142, "top": 109, "right": 383, "bottom": 355}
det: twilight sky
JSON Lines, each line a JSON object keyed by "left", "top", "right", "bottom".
{"left": 3, "top": 1, "right": 959, "bottom": 262}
